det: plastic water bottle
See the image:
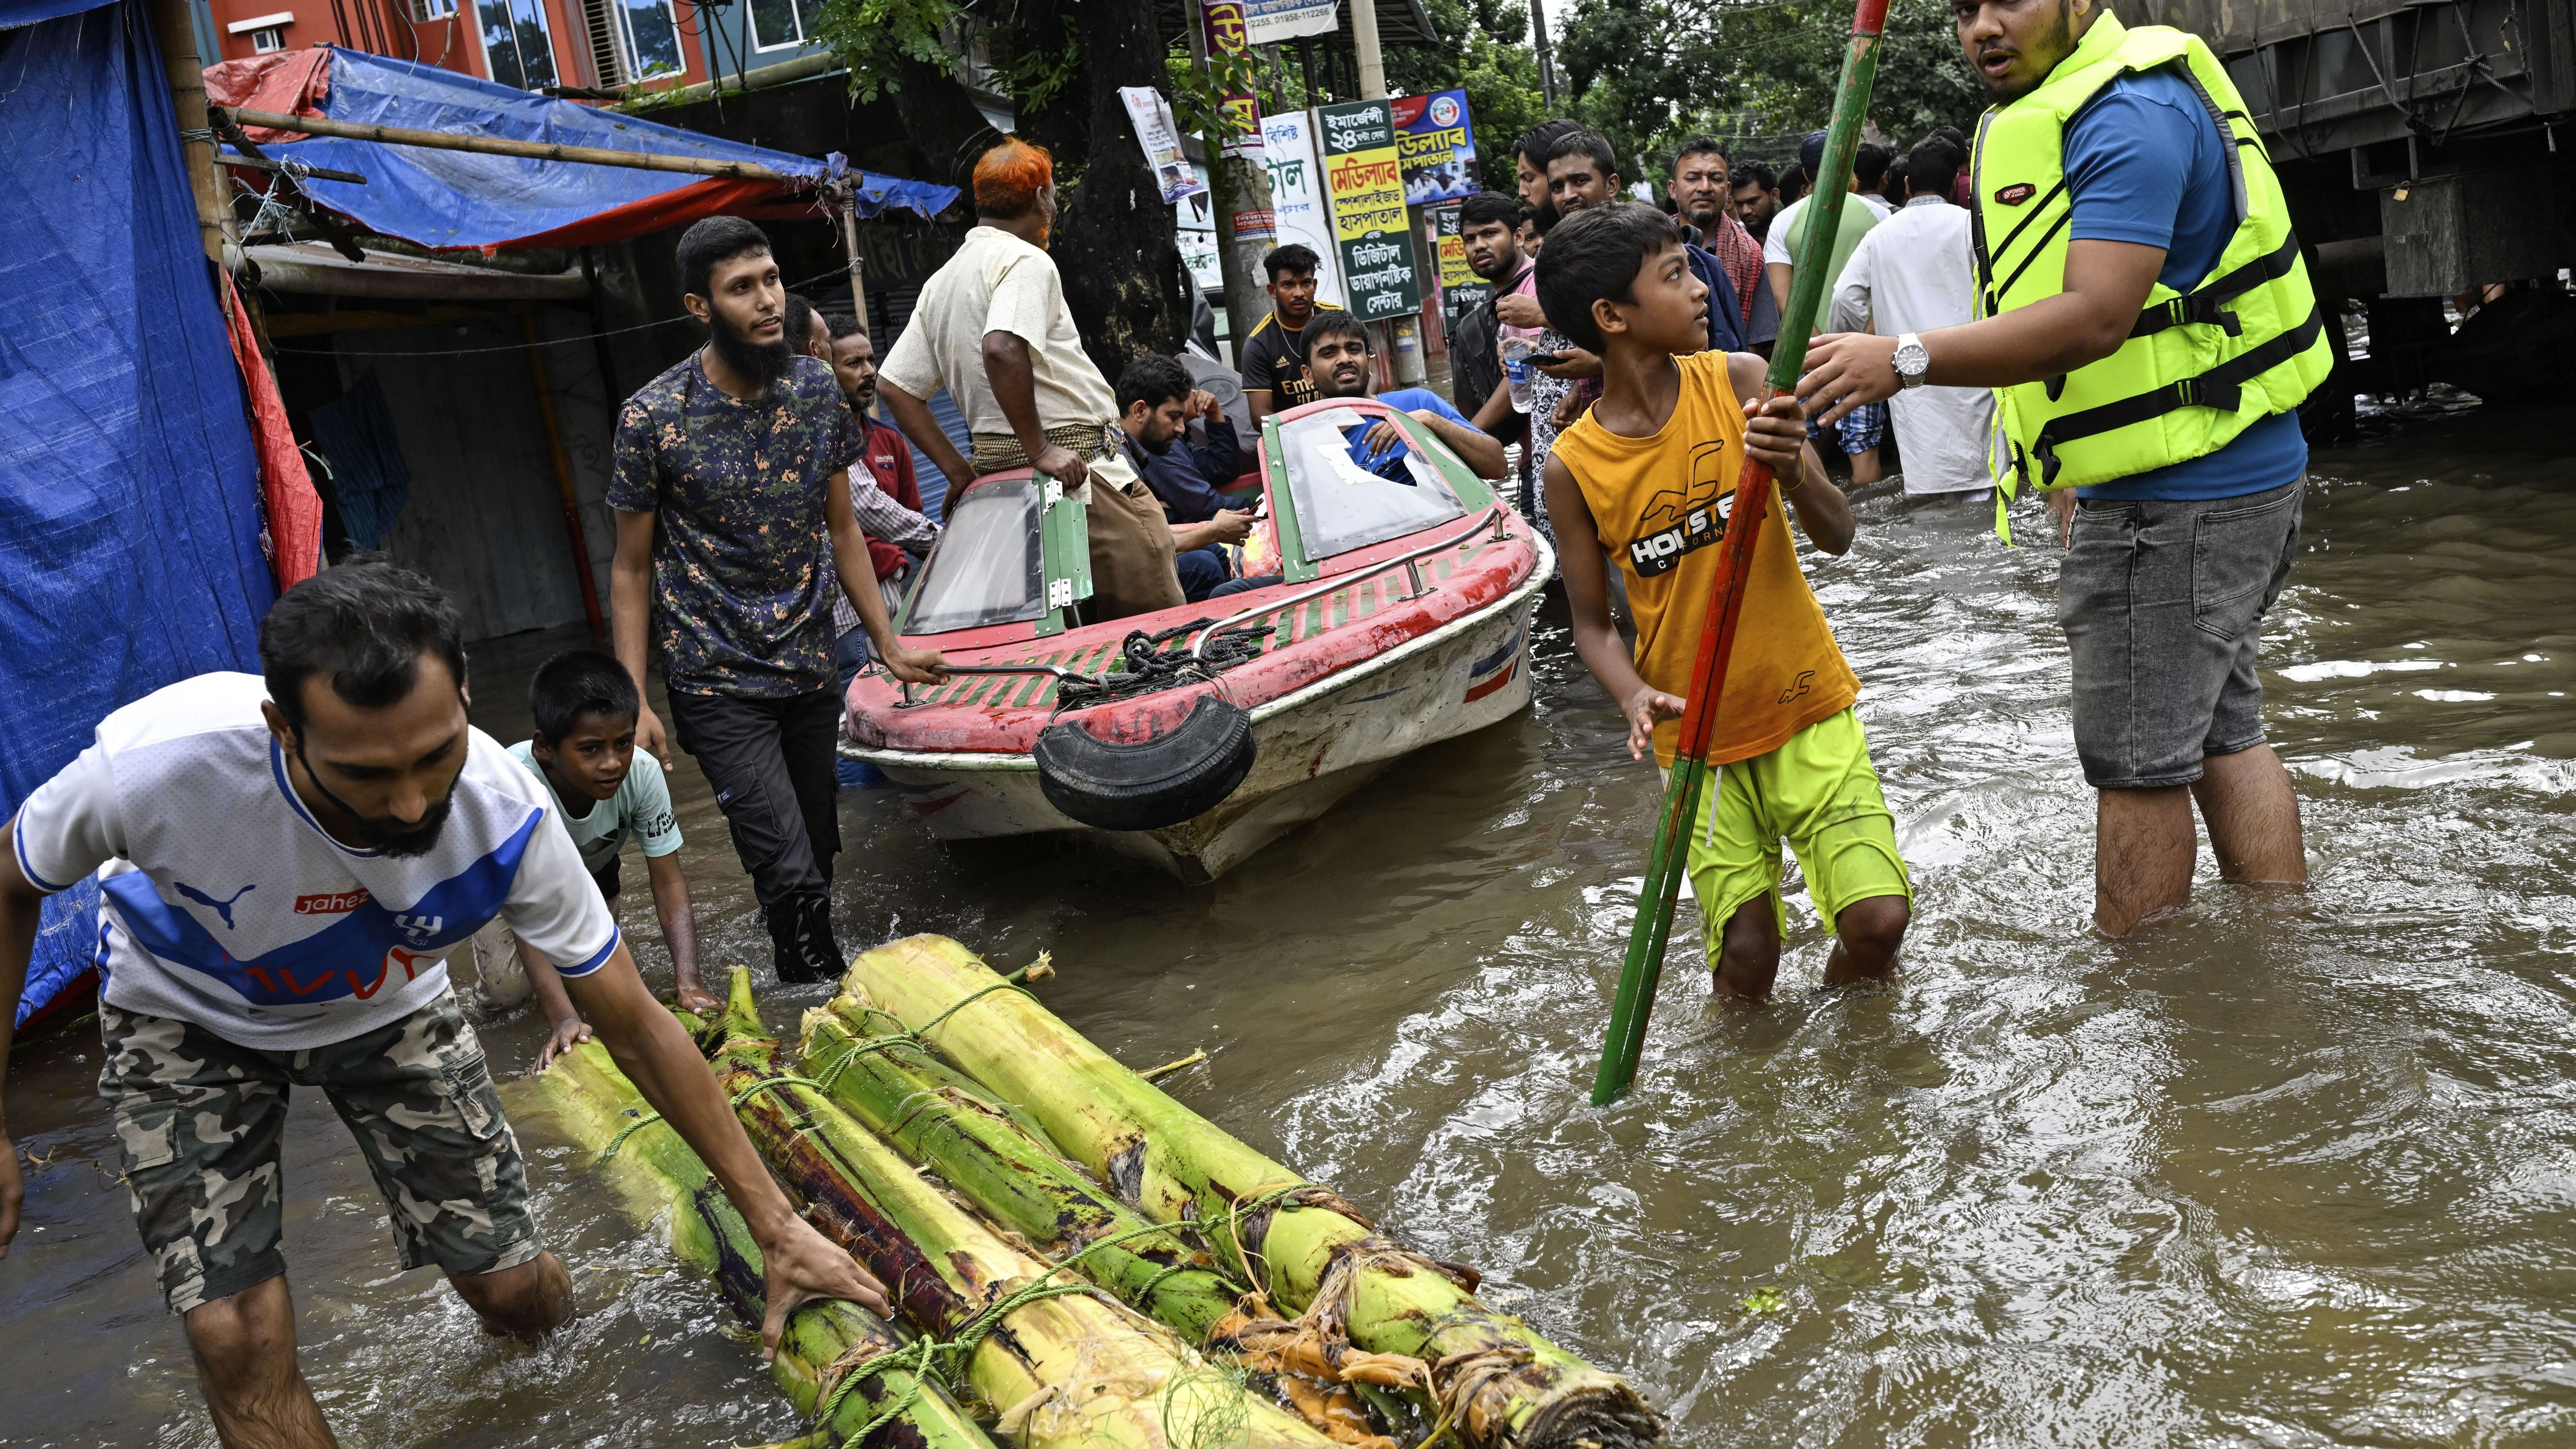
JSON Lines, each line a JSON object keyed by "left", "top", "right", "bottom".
{"left": 1502, "top": 336, "right": 1535, "bottom": 413}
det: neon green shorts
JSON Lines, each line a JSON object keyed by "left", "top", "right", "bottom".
{"left": 1663, "top": 708, "right": 1911, "bottom": 957}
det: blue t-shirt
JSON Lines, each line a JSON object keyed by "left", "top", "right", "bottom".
{"left": 2064, "top": 69, "right": 2306, "bottom": 502}
{"left": 1343, "top": 387, "right": 1477, "bottom": 477}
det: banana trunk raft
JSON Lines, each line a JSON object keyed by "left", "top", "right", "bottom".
{"left": 516, "top": 946, "right": 1664, "bottom": 1449}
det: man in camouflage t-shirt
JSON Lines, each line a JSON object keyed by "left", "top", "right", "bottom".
{"left": 609, "top": 217, "right": 942, "bottom": 984}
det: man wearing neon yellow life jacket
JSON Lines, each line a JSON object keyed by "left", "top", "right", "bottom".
{"left": 1798, "top": 0, "right": 2330, "bottom": 936}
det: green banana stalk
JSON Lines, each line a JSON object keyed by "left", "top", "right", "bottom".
{"left": 839, "top": 937, "right": 1667, "bottom": 1449}
{"left": 701, "top": 969, "right": 1355, "bottom": 1449}
{"left": 798, "top": 994, "right": 1247, "bottom": 1343}
{"left": 510, "top": 1039, "right": 996, "bottom": 1449}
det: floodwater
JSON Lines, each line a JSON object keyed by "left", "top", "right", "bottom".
{"left": 7, "top": 401, "right": 2576, "bottom": 1447}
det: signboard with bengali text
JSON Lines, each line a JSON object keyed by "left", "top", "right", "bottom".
{"left": 1431, "top": 202, "right": 1490, "bottom": 345}
{"left": 1261, "top": 111, "right": 1348, "bottom": 308}
{"left": 1316, "top": 98, "right": 1422, "bottom": 323}
{"left": 1391, "top": 89, "right": 1477, "bottom": 205}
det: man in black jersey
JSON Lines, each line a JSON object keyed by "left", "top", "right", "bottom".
{"left": 1237, "top": 243, "right": 1347, "bottom": 420}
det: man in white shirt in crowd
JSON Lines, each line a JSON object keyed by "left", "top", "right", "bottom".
{"left": 878, "top": 137, "right": 1186, "bottom": 620}
{"left": 1826, "top": 134, "right": 1997, "bottom": 502}
{"left": 0, "top": 559, "right": 885, "bottom": 1447}
{"left": 1767, "top": 130, "right": 1889, "bottom": 486}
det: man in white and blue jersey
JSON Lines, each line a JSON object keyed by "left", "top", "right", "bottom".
{"left": 0, "top": 559, "right": 886, "bottom": 1446}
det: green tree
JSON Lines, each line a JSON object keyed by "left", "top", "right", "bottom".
{"left": 1386, "top": 0, "right": 1551, "bottom": 182}
{"left": 1556, "top": 0, "right": 1981, "bottom": 193}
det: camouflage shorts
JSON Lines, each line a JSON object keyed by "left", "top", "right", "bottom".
{"left": 97, "top": 988, "right": 542, "bottom": 1314}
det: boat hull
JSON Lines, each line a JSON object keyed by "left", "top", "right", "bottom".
{"left": 857, "top": 592, "right": 1541, "bottom": 882}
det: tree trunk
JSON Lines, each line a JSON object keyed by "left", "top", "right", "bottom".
{"left": 889, "top": 53, "right": 1002, "bottom": 194}
{"left": 1051, "top": 0, "right": 1188, "bottom": 378}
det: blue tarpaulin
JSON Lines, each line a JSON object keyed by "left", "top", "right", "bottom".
{"left": 2, "top": 0, "right": 276, "bottom": 1027}
{"left": 206, "top": 47, "right": 959, "bottom": 252}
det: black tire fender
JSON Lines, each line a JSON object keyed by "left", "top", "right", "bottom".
{"left": 1033, "top": 695, "right": 1256, "bottom": 832}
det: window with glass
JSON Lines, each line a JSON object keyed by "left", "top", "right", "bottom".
{"left": 411, "top": 0, "right": 457, "bottom": 18}
{"left": 900, "top": 481, "right": 1046, "bottom": 635}
{"left": 614, "top": 0, "right": 683, "bottom": 77}
{"left": 746, "top": 0, "right": 807, "bottom": 51}
{"left": 475, "top": 0, "right": 559, "bottom": 89}
{"left": 1275, "top": 408, "right": 1471, "bottom": 560}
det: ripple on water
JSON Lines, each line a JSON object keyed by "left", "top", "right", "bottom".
{"left": 10, "top": 411, "right": 2576, "bottom": 1444}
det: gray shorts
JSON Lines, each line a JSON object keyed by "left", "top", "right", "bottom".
{"left": 2058, "top": 477, "right": 2304, "bottom": 789}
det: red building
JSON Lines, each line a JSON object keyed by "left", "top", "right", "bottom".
{"left": 197, "top": 0, "right": 717, "bottom": 94}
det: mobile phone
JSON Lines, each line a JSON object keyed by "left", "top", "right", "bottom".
{"left": 1525, "top": 351, "right": 1567, "bottom": 367}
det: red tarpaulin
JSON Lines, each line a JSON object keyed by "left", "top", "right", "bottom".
{"left": 223, "top": 275, "right": 322, "bottom": 589}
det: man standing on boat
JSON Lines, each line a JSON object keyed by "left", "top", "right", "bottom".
{"left": 1797, "top": 0, "right": 2327, "bottom": 934}
{"left": 877, "top": 138, "right": 1188, "bottom": 621}
{"left": 0, "top": 560, "right": 889, "bottom": 1447}
{"left": 608, "top": 216, "right": 942, "bottom": 986}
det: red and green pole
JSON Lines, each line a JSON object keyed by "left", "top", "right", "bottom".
{"left": 1591, "top": 0, "right": 1893, "bottom": 1107}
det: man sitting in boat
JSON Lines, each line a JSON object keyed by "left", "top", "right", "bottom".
{"left": 1303, "top": 313, "right": 1509, "bottom": 482}
{"left": 1114, "top": 354, "right": 1261, "bottom": 602}
{"left": 877, "top": 137, "right": 1189, "bottom": 621}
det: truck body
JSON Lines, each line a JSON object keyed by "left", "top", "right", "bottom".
{"left": 2139, "top": 0, "right": 2576, "bottom": 409}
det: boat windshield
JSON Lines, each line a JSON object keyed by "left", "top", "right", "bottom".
{"left": 901, "top": 478, "right": 1045, "bottom": 634}
{"left": 1276, "top": 407, "right": 1470, "bottom": 560}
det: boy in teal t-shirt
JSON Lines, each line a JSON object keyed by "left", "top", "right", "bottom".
{"left": 510, "top": 650, "right": 709, "bottom": 1066}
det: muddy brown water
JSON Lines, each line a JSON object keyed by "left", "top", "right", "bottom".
{"left": 7, "top": 405, "right": 2576, "bottom": 1446}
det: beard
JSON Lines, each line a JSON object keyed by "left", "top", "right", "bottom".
{"left": 1993, "top": 0, "right": 2081, "bottom": 97}
{"left": 1530, "top": 196, "right": 1562, "bottom": 236}
{"left": 710, "top": 307, "right": 796, "bottom": 388}
{"left": 294, "top": 737, "right": 458, "bottom": 857}
{"left": 358, "top": 795, "right": 456, "bottom": 858}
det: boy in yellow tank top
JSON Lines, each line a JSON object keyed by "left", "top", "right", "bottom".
{"left": 1538, "top": 204, "right": 1911, "bottom": 1003}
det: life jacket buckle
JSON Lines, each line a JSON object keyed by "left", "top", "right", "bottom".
{"left": 2172, "top": 294, "right": 2244, "bottom": 336}
{"left": 2177, "top": 377, "right": 2243, "bottom": 412}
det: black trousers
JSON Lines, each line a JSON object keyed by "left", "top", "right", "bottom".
{"left": 665, "top": 685, "right": 844, "bottom": 982}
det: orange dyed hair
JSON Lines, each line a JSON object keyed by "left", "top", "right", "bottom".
{"left": 973, "top": 139, "right": 1054, "bottom": 219}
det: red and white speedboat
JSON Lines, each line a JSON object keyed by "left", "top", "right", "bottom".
{"left": 842, "top": 398, "right": 1553, "bottom": 881}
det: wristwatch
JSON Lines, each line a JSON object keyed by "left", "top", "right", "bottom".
{"left": 1893, "top": 332, "right": 1931, "bottom": 390}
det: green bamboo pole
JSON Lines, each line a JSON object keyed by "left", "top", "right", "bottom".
{"left": 839, "top": 937, "right": 1666, "bottom": 1449}
{"left": 699, "top": 971, "right": 1353, "bottom": 1449}
{"left": 510, "top": 1042, "right": 996, "bottom": 1449}
{"left": 1589, "top": 0, "right": 1894, "bottom": 1106}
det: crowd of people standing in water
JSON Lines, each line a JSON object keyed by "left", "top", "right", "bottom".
{"left": 0, "top": 0, "right": 2327, "bottom": 1440}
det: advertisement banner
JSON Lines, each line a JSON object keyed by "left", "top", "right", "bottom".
{"left": 1198, "top": 0, "right": 1264, "bottom": 159}
{"left": 1120, "top": 86, "right": 1209, "bottom": 205}
{"left": 1243, "top": 0, "right": 1338, "bottom": 43}
{"left": 1391, "top": 89, "right": 1477, "bottom": 204}
{"left": 1430, "top": 202, "right": 1490, "bottom": 343}
{"left": 1260, "top": 110, "right": 1347, "bottom": 307}
{"left": 1176, "top": 162, "right": 1222, "bottom": 290}
{"left": 1316, "top": 98, "right": 1422, "bottom": 323}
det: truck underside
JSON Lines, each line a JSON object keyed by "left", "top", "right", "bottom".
{"left": 2146, "top": 0, "right": 2576, "bottom": 430}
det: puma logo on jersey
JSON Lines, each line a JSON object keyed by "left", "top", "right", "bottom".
{"left": 174, "top": 881, "right": 255, "bottom": 929}
{"left": 1993, "top": 182, "right": 2038, "bottom": 206}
